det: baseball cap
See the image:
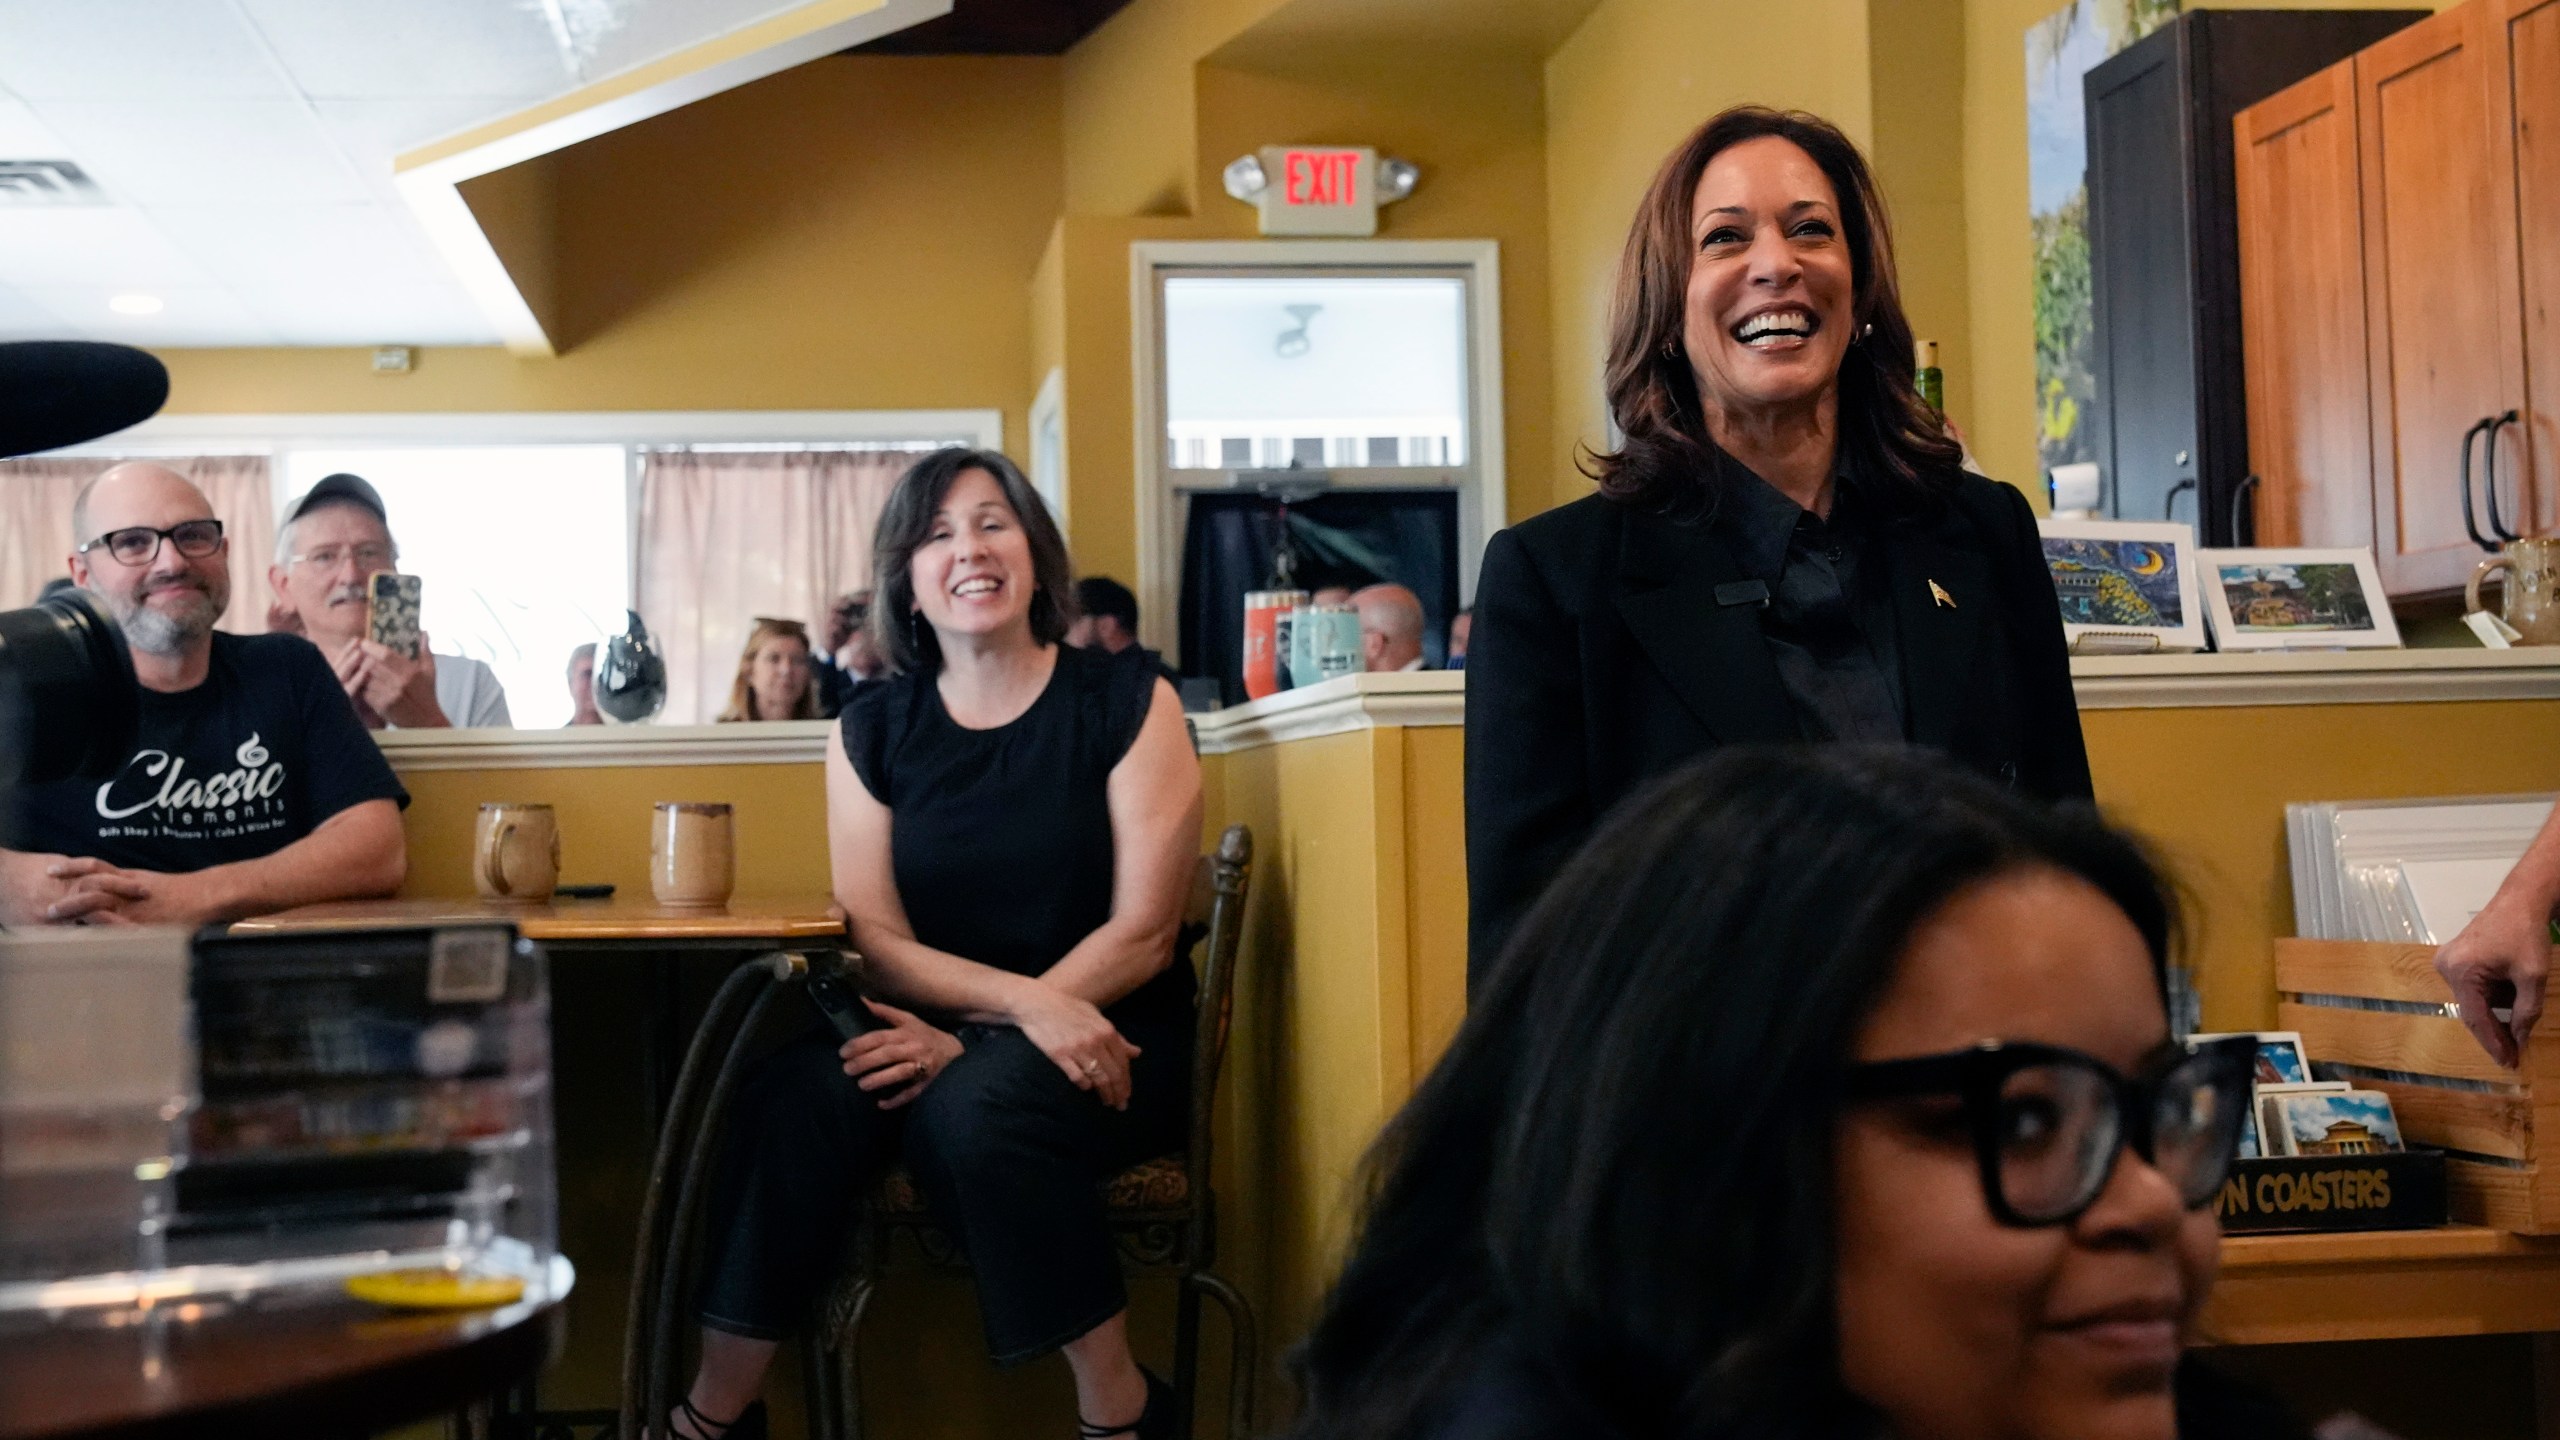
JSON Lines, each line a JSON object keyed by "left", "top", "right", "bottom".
{"left": 278, "top": 473, "right": 389, "bottom": 541}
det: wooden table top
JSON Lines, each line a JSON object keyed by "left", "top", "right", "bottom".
{"left": 2207, "top": 1225, "right": 2560, "bottom": 1345}
{"left": 0, "top": 1257, "right": 572, "bottom": 1440}
{"left": 227, "top": 893, "right": 846, "bottom": 943}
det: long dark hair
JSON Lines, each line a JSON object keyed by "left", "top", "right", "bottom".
{"left": 867, "top": 447, "right": 1076, "bottom": 675}
{"left": 1586, "top": 107, "right": 1963, "bottom": 517}
{"left": 1286, "top": 747, "right": 2174, "bottom": 1440}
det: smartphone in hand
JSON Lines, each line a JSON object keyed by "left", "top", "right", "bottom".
{"left": 366, "top": 571, "right": 423, "bottom": 660}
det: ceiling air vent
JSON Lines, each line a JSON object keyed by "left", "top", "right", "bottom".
{"left": 0, "top": 160, "right": 105, "bottom": 205}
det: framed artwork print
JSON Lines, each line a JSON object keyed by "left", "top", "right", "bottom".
{"left": 2197, "top": 547, "right": 2401, "bottom": 650}
{"left": 2036, "top": 517, "right": 2207, "bottom": 652}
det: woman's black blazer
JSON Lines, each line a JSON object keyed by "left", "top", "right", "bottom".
{"left": 1462, "top": 470, "right": 2094, "bottom": 989}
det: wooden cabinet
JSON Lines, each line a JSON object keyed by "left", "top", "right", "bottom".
{"left": 2492, "top": 0, "right": 2560, "bottom": 539}
{"left": 2237, "top": 66, "right": 2378, "bottom": 549}
{"left": 2086, "top": 10, "right": 2424, "bottom": 543}
{"left": 2359, "top": 1, "right": 2519, "bottom": 593}
{"left": 2235, "top": 0, "right": 2559, "bottom": 597}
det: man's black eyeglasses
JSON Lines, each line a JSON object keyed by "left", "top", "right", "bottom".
{"left": 77, "top": 519, "right": 226, "bottom": 568}
{"left": 1845, "top": 1035, "right": 2256, "bottom": 1227}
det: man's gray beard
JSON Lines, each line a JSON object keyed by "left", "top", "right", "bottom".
{"left": 101, "top": 585, "right": 222, "bottom": 656}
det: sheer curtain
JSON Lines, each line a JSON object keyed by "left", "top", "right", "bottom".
{"left": 0, "top": 455, "right": 275, "bottom": 634}
{"left": 635, "top": 449, "right": 925, "bottom": 724}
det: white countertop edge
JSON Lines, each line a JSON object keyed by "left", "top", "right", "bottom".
{"left": 378, "top": 720, "right": 833, "bottom": 772}
{"left": 374, "top": 651, "right": 2560, "bottom": 768}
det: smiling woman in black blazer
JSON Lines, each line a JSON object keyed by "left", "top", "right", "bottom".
{"left": 1465, "top": 106, "right": 2092, "bottom": 989}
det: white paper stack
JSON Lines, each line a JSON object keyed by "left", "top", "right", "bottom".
{"left": 2287, "top": 796, "right": 2553, "bottom": 941}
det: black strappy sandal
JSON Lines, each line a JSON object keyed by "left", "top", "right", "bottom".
{"left": 670, "top": 1396, "right": 768, "bottom": 1440}
{"left": 1076, "top": 1367, "right": 1176, "bottom": 1440}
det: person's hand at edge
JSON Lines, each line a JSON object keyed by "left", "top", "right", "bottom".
{"left": 841, "top": 998, "right": 964, "bottom": 1110}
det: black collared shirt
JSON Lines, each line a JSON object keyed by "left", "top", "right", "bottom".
{"left": 1715, "top": 452, "right": 1907, "bottom": 743}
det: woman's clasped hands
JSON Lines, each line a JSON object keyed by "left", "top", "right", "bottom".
{"left": 1010, "top": 977, "right": 1142, "bottom": 1111}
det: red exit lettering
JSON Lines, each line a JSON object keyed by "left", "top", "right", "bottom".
{"left": 1282, "top": 150, "right": 1361, "bottom": 208}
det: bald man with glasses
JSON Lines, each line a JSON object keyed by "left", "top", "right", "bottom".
{"left": 0, "top": 462, "right": 407, "bottom": 927}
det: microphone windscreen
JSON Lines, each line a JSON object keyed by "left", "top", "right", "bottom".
{"left": 0, "top": 342, "right": 170, "bottom": 459}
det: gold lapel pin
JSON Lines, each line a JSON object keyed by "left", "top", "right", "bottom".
{"left": 1928, "top": 579, "right": 1956, "bottom": 609}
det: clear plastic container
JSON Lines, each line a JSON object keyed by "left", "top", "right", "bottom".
{"left": 0, "top": 923, "right": 555, "bottom": 1315}
{"left": 0, "top": 928, "right": 193, "bottom": 1295}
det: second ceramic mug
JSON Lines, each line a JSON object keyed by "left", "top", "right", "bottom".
{"left": 652, "top": 802, "right": 735, "bottom": 908}
{"left": 474, "top": 803, "right": 560, "bottom": 902}
{"left": 2468, "top": 537, "right": 2560, "bottom": 645}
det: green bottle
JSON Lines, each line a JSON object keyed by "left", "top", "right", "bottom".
{"left": 1916, "top": 339, "right": 1944, "bottom": 413}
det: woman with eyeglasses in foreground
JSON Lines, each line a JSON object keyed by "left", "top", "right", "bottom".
{"left": 1288, "top": 746, "right": 2290, "bottom": 1440}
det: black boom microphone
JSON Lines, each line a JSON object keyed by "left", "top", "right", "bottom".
{"left": 0, "top": 341, "right": 169, "bottom": 460}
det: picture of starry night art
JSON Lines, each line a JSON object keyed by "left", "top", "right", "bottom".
{"left": 2041, "top": 537, "right": 2184, "bottom": 628}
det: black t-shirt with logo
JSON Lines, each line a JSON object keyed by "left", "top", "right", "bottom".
{"left": 9, "top": 632, "right": 409, "bottom": 871}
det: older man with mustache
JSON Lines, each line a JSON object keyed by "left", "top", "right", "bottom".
{"left": 0, "top": 462, "right": 408, "bottom": 927}
{"left": 266, "top": 472, "right": 510, "bottom": 729}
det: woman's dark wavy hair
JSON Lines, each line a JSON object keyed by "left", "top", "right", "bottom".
{"left": 1586, "top": 106, "right": 1964, "bottom": 517}
{"left": 1286, "top": 747, "right": 2178, "bottom": 1440}
{"left": 867, "top": 447, "right": 1077, "bottom": 675}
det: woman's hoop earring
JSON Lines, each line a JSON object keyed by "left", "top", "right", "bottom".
{"left": 1660, "top": 338, "right": 1679, "bottom": 360}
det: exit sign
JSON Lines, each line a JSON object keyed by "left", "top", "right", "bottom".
{"left": 1256, "top": 145, "right": 1378, "bottom": 236}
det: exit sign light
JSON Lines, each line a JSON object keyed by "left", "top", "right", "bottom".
{"left": 1256, "top": 145, "right": 1377, "bottom": 236}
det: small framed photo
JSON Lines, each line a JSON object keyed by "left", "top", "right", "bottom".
{"left": 2036, "top": 518, "right": 2207, "bottom": 653}
{"left": 2197, "top": 547, "right": 2402, "bottom": 650}
{"left": 2267, "top": 1089, "right": 2404, "bottom": 1157}
{"left": 2192, "top": 1030, "right": 2313, "bottom": 1086}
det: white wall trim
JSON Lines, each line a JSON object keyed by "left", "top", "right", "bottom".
{"left": 370, "top": 652, "right": 2560, "bottom": 768}
{"left": 54, "top": 409, "right": 1004, "bottom": 458}
{"left": 376, "top": 721, "right": 831, "bottom": 772}
{"left": 1127, "top": 239, "right": 1506, "bottom": 657}
{"left": 2069, "top": 649, "right": 2560, "bottom": 709}
{"left": 1191, "top": 672, "right": 1464, "bottom": 754}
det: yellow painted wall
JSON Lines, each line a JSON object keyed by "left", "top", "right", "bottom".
{"left": 153, "top": 55, "right": 1065, "bottom": 454}
{"left": 389, "top": 760, "right": 829, "bottom": 899}
{"left": 2084, "top": 699, "right": 2560, "bottom": 1031}
{"left": 1541, "top": 0, "right": 1877, "bottom": 514}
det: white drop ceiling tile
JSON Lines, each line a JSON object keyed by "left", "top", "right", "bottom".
{"left": 146, "top": 203, "right": 422, "bottom": 295}
{"left": 0, "top": 209, "right": 219, "bottom": 288}
{"left": 24, "top": 283, "right": 281, "bottom": 347}
{"left": 311, "top": 97, "right": 541, "bottom": 181}
{"left": 0, "top": 2, "right": 295, "bottom": 100}
{"left": 237, "top": 0, "right": 580, "bottom": 99}
{"left": 570, "top": 0, "right": 810, "bottom": 81}
{"left": 237, "top": 280, "right": 498, "bottom": 346}
{"left": 0, "top": 282, "right": 79, "bottom": 341}
{"left": 38, "top": 100, "right": 370, "bottom": 206}
{"left": 0, "top": 96, "right": 74, "bottom": 157}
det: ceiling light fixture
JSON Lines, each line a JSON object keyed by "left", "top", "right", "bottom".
{"left": 108, "top": 294, "right": 163, "bottom": 316}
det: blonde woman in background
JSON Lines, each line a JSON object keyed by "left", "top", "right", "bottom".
{"left": 715, "top": 617, "right": 819, "bottom": 723}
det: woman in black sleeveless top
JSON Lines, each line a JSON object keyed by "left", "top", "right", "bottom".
{"left": 680, "top": 450, "right": 1203, "bottom": 1440}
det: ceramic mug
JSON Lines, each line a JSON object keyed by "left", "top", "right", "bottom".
{"left": 2467, "top": 538, "right": 2560, "bottom": 646}
{"left": 652, "top": 802, "right": 735, "bottom": 909}
{"left": 474, "top": 803, "right": 560, "bottom": 903}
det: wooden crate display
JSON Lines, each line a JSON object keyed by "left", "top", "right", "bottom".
{"left": 2274, "top": 939, "right": 2560, "bottom": 1233}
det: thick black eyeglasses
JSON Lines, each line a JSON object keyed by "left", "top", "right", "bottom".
{"left": 77, "top": 519, "right": 225, "bottom": 567}
{"left": 1844, "top": 1035, "right": 2256, "bottom": 1227}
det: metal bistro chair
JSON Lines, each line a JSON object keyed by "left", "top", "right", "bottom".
{"left": 809, "top": 823, "right": 1259, "bottom": 1440}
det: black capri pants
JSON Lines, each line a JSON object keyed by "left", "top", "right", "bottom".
{"left": 697, "top": 1011, "right": 1191, "bottom": 1364}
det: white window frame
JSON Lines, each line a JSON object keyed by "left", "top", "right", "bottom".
{"left": 36, "top": 409, "right": 1000, "bottom": 762}
{"left": 1129, "top": 240, "right": 1505, "bottom": 657}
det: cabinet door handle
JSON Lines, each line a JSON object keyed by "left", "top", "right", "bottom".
{"left": 2460, "top": 414, "right": 2499, "bottom": 551}
{"left": 2485, "top": 409, "right": 2523, "bottom": 543}
{"left": 2231, "top": 474, "right": 2261, "bottom": 545}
